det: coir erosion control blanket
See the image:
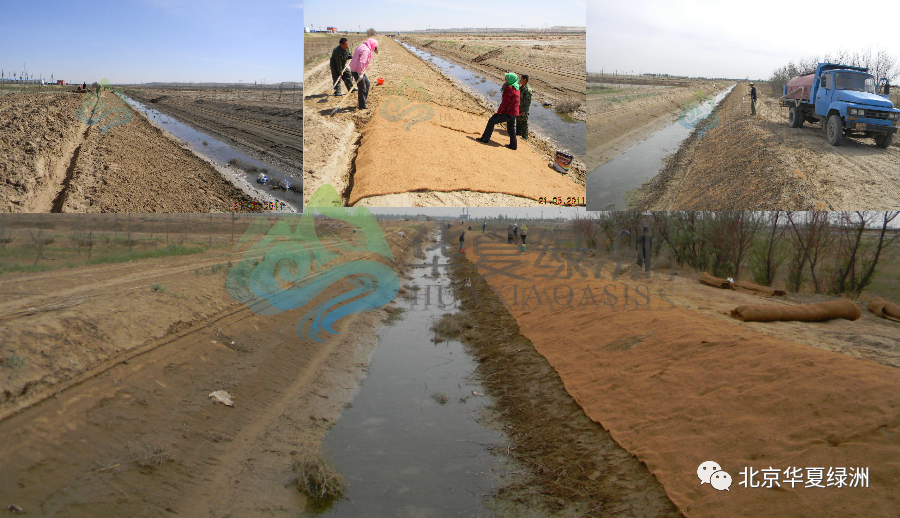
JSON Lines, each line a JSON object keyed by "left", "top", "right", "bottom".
{"left": 728, "top": 299, "right": 861, "bottom": 322}
{"left": 350, "top": 104, "right": 583, "bottom": 204}
{"left": 868, "top": 297, "right": 900, "bottom": 323}
{"left": 465, "top": 248, "right": 900, "bottom": 518}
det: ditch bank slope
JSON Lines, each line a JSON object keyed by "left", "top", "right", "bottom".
{"left": 304, "top": 36, "right": 583, "bottom": 207}
{"left": 630, "top": 86, "right": 900, "bottom": 210}
{"left": 463, "top": 244, "right": 900, "bottom": 518}
{"left": 0, "top": 91, "right": 257, "bottom": 212}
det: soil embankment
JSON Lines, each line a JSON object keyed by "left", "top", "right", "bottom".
{"left": 127, "top": 88, "right": 302, "bottom": 178}
{"left": 630, "top": 84, "right": 900, "bottom": 210}
{"left": 0, "top": 92, "right": 259, "bottom": 212}
{"left": 0, "top": 219, "right": 423, "bottom": 516}
{"left": 402, "top": 33, "right": 586, "bottom": 121}
{"left": 304, "top": 36, "right": 583, "bottom": 207}
{"left": 587, "top": 80, "right": 719, "bottom": 170}
{"left": 461, "top": 240, "right": 900, "bottom": 517}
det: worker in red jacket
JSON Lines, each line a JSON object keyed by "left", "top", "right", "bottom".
{"left": 476, "top": 72, "right": 520, "bottom": 150}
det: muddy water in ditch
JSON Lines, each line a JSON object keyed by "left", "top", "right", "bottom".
{"left": 125, "top": 97, "right": 302, "bottom": 210}
{"left": 400, "top": 42, "right": 586, "bottom": 160}
{"left": 586, "top": 84, "right": 736, "bottom": 210}
{"left": 317, "top": 236, "right": 509, "bottom": 517}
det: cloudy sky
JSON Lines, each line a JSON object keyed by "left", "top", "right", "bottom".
{"left": 305, "top": 0, "right": 585, "bottom": 33}
{"left": 0, "top": 0, "right": 301, "bottom": 84}
{"left": 588, "top": 0, "right": 900, "bottom": 79}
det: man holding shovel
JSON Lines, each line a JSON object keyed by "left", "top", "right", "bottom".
{"left": 330, "top": 38, "right": 353, "bottom": 96}
{"left": 349, "top": 38, "right": 379, "bottom": 110}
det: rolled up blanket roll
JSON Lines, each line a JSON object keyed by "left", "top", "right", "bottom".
{"left": 734, "top": 280, "right": 786, "bottom": 297}
{"left": 729, "top": 299, "right": 861, "bottom": 322}
{"left": 868, "top": 297, "right": 900, "bottom": 323}
{"left": 699, "top": 272, "right": 733, "bottom": 289}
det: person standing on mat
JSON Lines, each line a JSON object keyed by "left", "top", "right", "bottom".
{"left": 516, "top": 74, "right": 531, "bottom": 140}
{"left": 330, "top": 38, "right": 353, "bottom": 96}
{"left": 349, "top": 38, "right": 379, "bottom": 110}
{"left": 636, "top": 226, "right": 652, "bottom": 273}
{"left": 476, "top": 72, "right": 520, "bottom": 150}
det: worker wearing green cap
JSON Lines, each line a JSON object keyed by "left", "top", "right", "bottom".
{"left": 476, "top": 72, "right": 520, "bottom": 150}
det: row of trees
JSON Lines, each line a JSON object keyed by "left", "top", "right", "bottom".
{"left": 768, "top": 47, "right": 900, "bottom": 96}
{"left": 572, "top": 212, "right": 899, "bottom": 297}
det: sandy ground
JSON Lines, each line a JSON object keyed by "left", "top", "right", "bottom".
{"left": 303, "top": 36, "right": 583, "bottom": 207}
{"left": 455, "top": 231, "right": 900, "bottom": 517}
{"left": 127, "top": 87, "right": 302, "bottom": 180}
{"left": 586, "top": 80, "right": 719, "bottom": 171}
{"left": 402, "top": 33, "right": 586, "bottom": 121}
{"left": 443, "top": 242, "right": 681, "bottom": 517}
{"left": 631, "top": 84, "right": 900, "bottom": 210}
{"left": 0, "top": 218, "right": 422, "bottom": 516}
{"left": 0, "top": 92, "right": 261, "bottom": 212}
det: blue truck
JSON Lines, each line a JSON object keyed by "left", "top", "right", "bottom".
{"left": 780, "top": 63, "right": 899, "bottom": 148}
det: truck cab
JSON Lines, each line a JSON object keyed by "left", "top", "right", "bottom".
{"left": 782, "top": 63, "right": 899, "bottom": 148}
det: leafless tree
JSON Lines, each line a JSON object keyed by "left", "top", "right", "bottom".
{"left": 787, "top": 211, "right": 833, "bottom": 293}
{"left": 749, "top": 211, "right": 787, "bottom": 287}
{"left": 831, "top": 211, "right": 899, "bottom": 296}
{"left": 29, "top": 228, "right": 52, "bottom": 265}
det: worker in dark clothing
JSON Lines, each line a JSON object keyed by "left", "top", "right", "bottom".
{"left": 507, "top": 223, "right": 514, "bottom": 244}
{"left": 636, "top": 226, "right": 652, "bottom": 273}
{"left": 82, "top": 82, "right": 87, "bottom": 90}
{"left": 330, "top": 38, "right": 353, "bottom": 96}
{"left": 749, "top": 82, "right": 757, "bottom": 116}
{"left": 482, "top": 222, "right": 486, "bottom": 233}
{"left": 476, "top": 73, "right": 520, "bottom": 150}
{"left": 459, "top": 231, "right": 466, "bottom": 252}
{"left": 516, "top": 74, "right": 531, "bottom": 140}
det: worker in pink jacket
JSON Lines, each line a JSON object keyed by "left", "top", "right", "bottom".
{"left": 349, "top": 38, "right": 379, "bottom": 110}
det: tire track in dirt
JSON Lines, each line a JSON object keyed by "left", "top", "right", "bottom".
{"left": 50, "top": 124, "right": 90, "bottom": 213}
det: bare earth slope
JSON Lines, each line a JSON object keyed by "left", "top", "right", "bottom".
{"left": 630, "top": 86, "right": 900, "bottom": 210}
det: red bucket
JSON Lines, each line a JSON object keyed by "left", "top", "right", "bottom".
{"left": 376, "top": 78, "right": 385, "bottom": 85}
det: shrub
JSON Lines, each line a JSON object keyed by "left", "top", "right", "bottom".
{"left": 555, "top": 98, "right": 582, "bottom": 114}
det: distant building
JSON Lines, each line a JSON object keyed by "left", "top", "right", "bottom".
{"left": 327, "top": 26, "right": 337, "bottom": 33}
{"left": 304, "top": 26, "right": 310, "bottom": 33}
{"left": 57, "top": 80, "right": 65, "bottom": 85}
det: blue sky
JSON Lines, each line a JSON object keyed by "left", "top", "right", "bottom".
{"left": 0, "top": 0, "right": 302, "bottom": 84}
{"left": 304, "top": 0, "right": 585, "bottom": 33}
{"left": 589, "top": 0, "right": 900, "bottom": 79}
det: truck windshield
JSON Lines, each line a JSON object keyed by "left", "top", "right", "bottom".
{"left": 834, "top": 72, "right": 876, "bottom": 93}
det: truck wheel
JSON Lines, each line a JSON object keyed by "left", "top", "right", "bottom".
{"left": 874, "top": 133, "right": 893, "bottom": 148}
{"left": 788, "top": 106, "right": 803, "bottom": 128}
{"left": 826, "top": 114, "right": 843, "bottom": 146}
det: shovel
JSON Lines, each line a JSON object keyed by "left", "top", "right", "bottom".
{"left": 328, "top": 62, "right": 351, "bottom": 94}
{"left": 330, "top": 61, "right": 372, "bottom": 117}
